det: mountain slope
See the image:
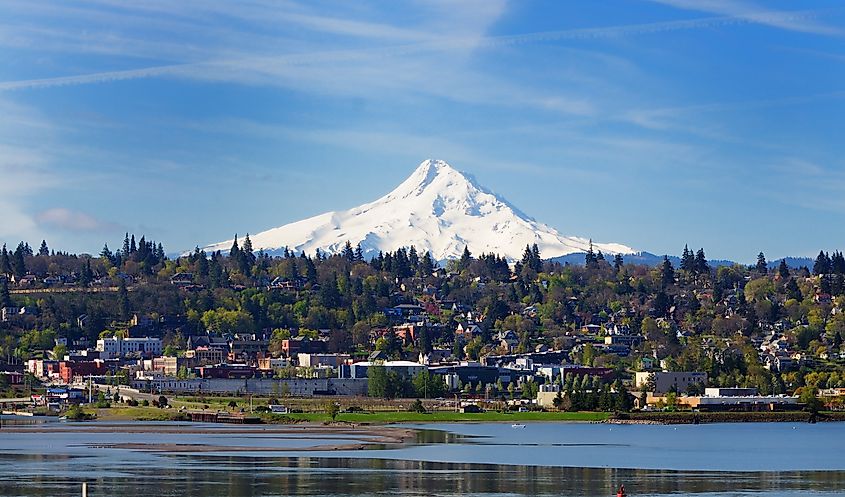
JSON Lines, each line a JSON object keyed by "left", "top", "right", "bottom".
{"left": 201, "top": 159, "right": 635, "bottom": 261}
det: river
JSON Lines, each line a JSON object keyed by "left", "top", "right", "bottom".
{"left": 1, "top": 420, "right": 843, "bottom": 496}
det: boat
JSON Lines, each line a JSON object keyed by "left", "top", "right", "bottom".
{"left": 511, "top": 423, "right": 525, "bottom": 429}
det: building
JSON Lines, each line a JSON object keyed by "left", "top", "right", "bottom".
{"left": 297, "top": 353, "right": 350, "bottom": 368}
{"left": 59, "top": 360, "right": 108, "bottom": 383}
{"left": 184, "top": 347, "right": 226, "bottom": 367}
{"left": 96, "top": 336, "right": 162, "bottom": 358}
{"left": 635, "top": 371, "right": 707, "bottom": 394}
{"left": 340, "top": 360, "right": 426, "bottom": 380}
{"left": 198, "top": 363, "right": 255, "bottom": 379}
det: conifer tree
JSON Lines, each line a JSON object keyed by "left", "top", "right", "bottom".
{"left": 459, "top": 246, "right": 472, "bottom": 271}
{"left": 778, "top": 259, "right": 789, "bottom": 279}
{"left": 12, "top": 243, "right": 27, "bottom": 278}
{"left": 122, "top": 233, "right": 131, "bottom": 257}
{"left": 814, "top": 251, "right": 831, "bottom": 276}
{"left": 342, "top": 241, "right": 355, "bottom": 262}
{"left": 694, "top": 248, "right": 709, "bottom": 276}
{"left": 0, "top": 245, "right": 11, "bottom": 276}
{"left": 353, "top": 243, "right": 364, "bottom": 263}
{"left": 585, "top": 240, "right": 598, "bottom": 269}
{"left": 660, "top": 256, "right": 675, "bottom": 287}
{"left": 38, "top": 240, "right": 49, "bottom": 256}
{"left": 0, "top": 280, "right": 11, "bottom": 307}
{"left": 100, "top": 244, "right": 114, "bottom": 265}
{"left": 129, "top": 235, "right": 137, "bottom": 254}
{"left": 756, "top": 252, "right": 767, "bottom": 274}
{"left": 681, "top": 244, "right": 695, "bottom": 273}
{"left": 613, "top": 253, "right": 624, "bottom": 272}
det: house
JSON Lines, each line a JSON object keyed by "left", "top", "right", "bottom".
{"left": 1, "top": 307, "right": 19, "bottom": 323}
{"left": 495, "top": 330, "right": 519, "bottom": 351}
{"left": 455, "top": 323, "right": 482, "bottom": 341}
{"left": 170, "top": 272, "right": 195, "bottom": 286}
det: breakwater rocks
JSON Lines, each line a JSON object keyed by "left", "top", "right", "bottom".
{"left": 606, "top": 411, "right": 845, "bottom": 424}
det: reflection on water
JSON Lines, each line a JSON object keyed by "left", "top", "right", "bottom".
{"left": 1, "top": 455, "right": 844, "bottom": 497}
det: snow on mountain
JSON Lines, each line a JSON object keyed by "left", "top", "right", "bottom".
{"left": 200, "top": 159, "right": 635, "bottom": 261}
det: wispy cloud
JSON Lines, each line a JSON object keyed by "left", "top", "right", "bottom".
{"left": 651, "top": 0, "right": 844, "bottom": 36}
{"left": 35, "top": 208, "right": 119, "bottom": 233}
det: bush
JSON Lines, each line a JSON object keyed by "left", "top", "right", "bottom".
{"left": 158, "top": 395, "right": 169, "bottom": 408}
{"left": 141, "top": 399, "right": 150, "bottom": 407}
{"left": 409, "top": 399, "right": 427, "bottom": 413}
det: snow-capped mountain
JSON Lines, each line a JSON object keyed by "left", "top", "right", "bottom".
{"left": 201, "top": 159, "right": 635, "bottom": 261}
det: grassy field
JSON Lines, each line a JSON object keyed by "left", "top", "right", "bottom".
{"left": 84, "top": 403, "right": 609, "bottom": 424}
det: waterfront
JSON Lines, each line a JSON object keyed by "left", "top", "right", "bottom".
{"left": 2, "top": 421, "right": 844, "bottom": 496}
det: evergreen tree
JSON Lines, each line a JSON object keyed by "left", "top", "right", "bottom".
{"left": 786, "top": 278, "right": 802, "bottom": 300}
{"left": 420, "top": 251, "right": 435, "bottom": 277}
{"left": 459, "top": 246, "right": 472, "bottom": 271}
{"left": 12, "top": 243, "right": 27, "bottom": 278}
{"left": 342, "top": 241, "right": 355, "bottom": 262}
{"left": 613, "top": 253, "right": 624, "bottom": 272}
{"left": 681, "top": 244, "right": 695, "bottom": 273}
{"left": 660, "top": 256, "right": 675, "bottom": 287}
{"left": 756, "top": 252, "right": 767, "bottom": 274}
{"left": 100, "top": 244, "right": 114, "bottom": 265}
{"left": 353, "top": 243, "right": 364, "bottom": 263}
{"left": 38, "top": 240, "right": 49, "bottom": 256}
{"left": 778, "top": 259, "right": 790, "bottom": 279}
{"left": 694, "top": 248, "right": 709, "bottom": 276}
{"left": 129, "top": 234, "right": 137, "bottom": 254}
{"left": 121, "top": 233, "right": 131, "bottom": 257}
{"left": 80, "top": 259, "right": 93, "bottom": 287}
{"left": 814, "top": 251, "right": 831, "bottom": 276}
{"left": 408, "top": 246, "right": 419, "bottom": 274}
{"left": 0, "top": 245, "right": 11, "bottom": 276}
{"left": 0, "top": 280, "right": 12, "bottom": 307}
{"left": 117, "top": 279, "right": 131, "bottom": 321}
{"left": 585, "top": 240, "right": 598, "bottom": 269}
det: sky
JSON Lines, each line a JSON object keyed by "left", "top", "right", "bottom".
{"left": 1, "top": 0, "right": 844, "bottom": 263}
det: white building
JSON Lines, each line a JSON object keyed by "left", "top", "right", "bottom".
{"left": 96, "top": 336, "right": 162, "bottom": 358}
{"left": 635, "top": 371, "right": 707, "bottom": 394}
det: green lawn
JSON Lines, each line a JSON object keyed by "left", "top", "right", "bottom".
{"left": 283, "top": 410, "right": 610, "bottom": 424}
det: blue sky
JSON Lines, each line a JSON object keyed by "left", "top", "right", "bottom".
{"left": 1, "top": 0, "right": 844, "bottom": 262}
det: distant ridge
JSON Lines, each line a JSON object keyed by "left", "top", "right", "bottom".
{"left": 548, "top": 252, "right": 814, "bottom": 269}
{"left": 200, "top": 159, "right": 636, "bottom": 261}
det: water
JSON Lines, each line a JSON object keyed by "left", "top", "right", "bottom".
{"left": 1, "top": 421, "right": 844, "bottom": 496}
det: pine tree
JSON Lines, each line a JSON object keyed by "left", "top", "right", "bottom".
{"left": 459, "top": 246, "right": 472, "bottom": 271}
{"left": 0, "top": 279, "right": 11, "bottom": 307}
{"left": 0, "top": 245, "right": 11, "bottom": 276}
{"left": 681, "top": 244, "right": 695, "bottom": 273}
{"left": 129, "top": 234, "right": 137, "bottom": 254}
{"left": 661, "top": 256, "right": 675, "bottom": 287}
{"left": 613, "top": 253, "right": 624, "bottom": 272}
{"left": 117, "top": 278, "right": 131, "bottom": 321}
{"left": 585, "top": 240, "right": 597, "bottom": 269}
{"left": 353, "top": 243, "right": 364, "bottom": 263}
{"left": 229, "top": 234, "right": 240, "bottom": 259}
{"left": 100, "top": 244, "right": 114, "bottom": 265}
{"left": 778, "top": 259, "right": 789, "bottom": 279}
{"left": 341, "top": 241, "right": 355, "bottom": 262}
{"left": 756, "top": 252, "right": 767, "bottom": 274}
{"left": 694, "top": 248, "right": 709, "bottom": 276}
{"left": 12, "top": 243, "right": 27, "bottom": 278}
{"left": 38, "top": 240, "right": 49, "bottom": 256}
{"left": 122, "top": 233, "right": 131, "bottom": 257}
{"left": 814, "top": 251, "right": 831, "bottom": 276}
{"left": 420, "top": 251, "right": 435, "bottom": 277}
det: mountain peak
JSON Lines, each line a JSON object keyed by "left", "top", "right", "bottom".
{"left": 200, "top": 159, "right": 635, "bottom": 261}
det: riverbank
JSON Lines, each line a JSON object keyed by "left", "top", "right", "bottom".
{"left": 609, "top": 410, "right": 845, "bottom": 424}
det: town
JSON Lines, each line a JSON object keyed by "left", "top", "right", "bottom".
{"left": 1, "top": 236, "right": 843, "bottom": 421}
